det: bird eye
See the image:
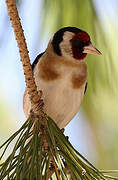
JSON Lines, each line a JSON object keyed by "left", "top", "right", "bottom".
{"left": 71, "top": 39, "right": 84, "bottom": 49}
{"left": 71, "top": 39, "right": 81, "bottom": 48}
{"left": 72, "top": 40, "right": 79, "bottom": 47}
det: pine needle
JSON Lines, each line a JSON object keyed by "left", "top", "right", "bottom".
{"left": 0, "top": 113, "right": 118, "bottom": 180}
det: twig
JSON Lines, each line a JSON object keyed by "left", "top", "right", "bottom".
{"left": 6, "top": 0, "right": 43, "bottom": 115}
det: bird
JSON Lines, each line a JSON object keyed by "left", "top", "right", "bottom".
{"left": 23, "top": 27, "right": 101, "bottom": 129}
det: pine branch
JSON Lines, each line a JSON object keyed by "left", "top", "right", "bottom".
{"left": 6, "top": 0, "right": 43, "bottom": 115}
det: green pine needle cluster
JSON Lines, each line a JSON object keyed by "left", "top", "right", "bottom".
{"left": 0, "top": 113, "right": 118, "bottom": 180}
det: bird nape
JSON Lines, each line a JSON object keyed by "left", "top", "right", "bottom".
{"left": 23, "top": 26, "right": 101, "bottom": 129}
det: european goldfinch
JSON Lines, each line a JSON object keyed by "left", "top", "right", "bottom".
{"left": 23, "top": 27, "right": 101, "bottom": 129}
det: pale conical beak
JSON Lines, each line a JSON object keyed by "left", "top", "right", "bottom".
{"left": 83, "top": 43, "right": 102, "bottom": 55}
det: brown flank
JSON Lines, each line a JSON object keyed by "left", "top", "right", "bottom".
{"left": 72, "top": 73, "right": 87, "bottom": 89}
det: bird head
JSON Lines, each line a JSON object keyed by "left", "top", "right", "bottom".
{"left": 52, "top": 27, "right": 101, "bottom": 61}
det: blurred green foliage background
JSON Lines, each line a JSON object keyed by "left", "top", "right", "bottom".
{"left": 0, "top": 0, "right": 118, "bottom": 171}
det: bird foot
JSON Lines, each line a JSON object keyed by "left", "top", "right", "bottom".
{"left": 38, "top": 90, "right": 43, "bottom": 98}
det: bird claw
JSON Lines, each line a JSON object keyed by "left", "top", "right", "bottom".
{"left": 38, "top": 90, "right": 43, "bottom": 98}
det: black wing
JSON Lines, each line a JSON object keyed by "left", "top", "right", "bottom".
{"left": 32, "top": 52, "right": 45, "bottom": 70}
{"left": 84, "top": 82, "right": 88, "bottom": 94}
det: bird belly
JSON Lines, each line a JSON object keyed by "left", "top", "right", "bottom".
{"left": 47, "top": 89, "right": 84, "bottom": 128}
{"left": 23, "top": 78, "right": 85, "bottom": 129}
{"left": 35, "top": 76, "right": 85, "bottom": 129}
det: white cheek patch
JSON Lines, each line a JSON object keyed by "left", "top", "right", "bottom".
{"left": 59, "top": 31, "right": 74, "bottom": 58}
